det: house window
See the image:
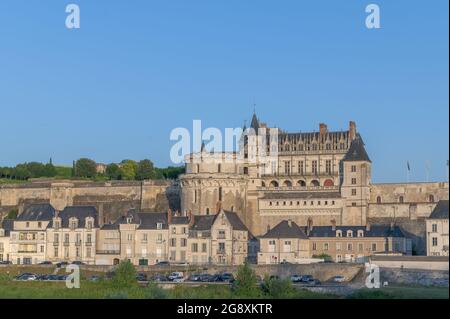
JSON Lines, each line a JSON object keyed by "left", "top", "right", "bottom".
{"left": 86, "top": 248, "right": 91, "bottom": 258}
{"left": 142, "top": 234, "right": 148, "bottom": 242}
{"left": 312, "top": 242, "right": 317, "bottom": 251}
{"left": 87, "top": 234, "right": 92, "bottom": 243}
{"left": 192, "top": 243, "right": 198, "bottom": 252}
{"left": 298, "top": 161, "right": 304, "bottom": 175}
{"left": 54, "top": 247, "right": 58, "bottom": 257}
{"left": 336, "top": 243, "right": 342, "bottom": 251}
{"left": 347, "top": 243, "right": 353, "bottom": 251}
{"left": 351, "top": 165, "right": 357, "bottom": 172}
{"left": 206, "top": 208, "right": 210, "bottom": 215}
{"left": 218, "top": 164, "right": 221, "bottom": 173}
{"left": 358, "top": 243, "right": 364, "bottom": 252}
{"left": 202, "top": 243, "right": 207, "bottom": 252}
{"left": 284, "top": 161, "right": 291, "bottom": 175}
{"left": 157, "top": 223, "right": 163, "bottom": 230}
{"left": 171, "top": 227, "right": 176, "bottom": 234}
{"left": 87, "top": 220, "right": 93, "bottom": 229}
{"left": 432, "top": 224, "right": 438, "bottom": 232}
{"left": 218, "top": 187, "right": 223, "bottom": 201}
{"left": 371, "top": 243, "right": 377, "bottom": 251}
{"left": 268, "top": 240, "right": 276, "bottom": 252}
{"left": 323, "top": 243, "right": 329, "bottom": 251}
{"left": 54, "top": 234, "right": 59, "bottom": 243}
{"left": 326, "top": 160, "right": 332, "bottom": 174}
{"left": 181, "top": 238, "right": 187, "bottom": 247}
{"left": 352, "top": 189, "right": 357, "bottom": 196}
{"left": 64, "top": 234, "right": 70, "bottom": 243}
{"left": 170, "top": 238, "right": 176, "bottom": 247}
{"left": 38, "top": 222, "right": 42, "bottom": 228}
{"left": 351, "top": 178, "right": 357, "bottom": 185}
{"left": 312, "top": 161, "right": 318, "bottom": 175}
{"left": 157, "top": 234, "right": 163, "bottom": 242}
{"left": 76, "top": 247, "right": 80, "bottom": 257}
{"left": 432, "top": 238, "right": 438, "bottom": 246}
{"left": 127, "top": 234, "right": 132, "bottom": 241}
{"left": 218, "top": 242, "right": 225, "bottom": 252}
{"left": 26, "top": 222, "right": 29, "bottom": 228}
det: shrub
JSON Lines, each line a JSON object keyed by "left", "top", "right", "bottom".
{"left": 261, "top": 276, "right": 297, "bottom": 299}
{"left": 232, "top": 263, "right": 260, "bottom": 298}
{"left": 110, "top": 260, "right": 137, "bottom": 290}
{"left": 146, "top": 282, "right": 168, "bottom": 299}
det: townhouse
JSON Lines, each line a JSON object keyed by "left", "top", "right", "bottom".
{"left": 0, "top": 219, "right": 12, "bottom": 262}
{"left": 258, "top": 219, "right": 412, "bottom": 264}
{"left": 426, "top": 200, "right": 449, "bottom": 256}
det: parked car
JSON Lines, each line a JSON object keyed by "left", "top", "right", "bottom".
{"left": 38, "top": 261, "right": 52, "bottom": 265}
{"left": 187, "top": 274, "right": 202, "bottom": 282}
{"left": 0, "top": 261, "right": 12, "bottom": 265}
{"left": 16, "top": 273, "right": 37, "bottom": 281}
{"left": 136, "top": 273, "right": 148, "bottom": 282}
{"left": 57, "top": 275, "right": 68, "bottom": 281}
{"left": 198, "top": 274, "right": 213, "bottom": 282}
{"left": 152, "top": 274, "right": 168, "bottom": 282}
{"left": 56, "top": 261, "right": 69, "bottom": 268}
{"left": 168, "top": 272, "right": 184, "bottom": 281}
{"left": 220, "top": 273, "right": 235, "bottom": 283}
{"left": 332, "top": 275, "right": 345, "bottom": 283}
{"left": 307, "top": 279, "right": 321, "bottom": 286}
{"left": 301, "top": 275, "right": 314, "bottom": 282}
{"left": 290, "top": 275, "right": 303, "bottom": 283}
{"left": 71, "top": 261, "right": 85, "bottom": 266}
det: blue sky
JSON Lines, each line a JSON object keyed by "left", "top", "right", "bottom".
{"left": 0, "top": 0, "right": 448, "bottom": 183}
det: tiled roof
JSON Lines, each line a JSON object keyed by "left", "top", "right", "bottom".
{"left": 262, "top": 192, "right": 341, "bottom": 200}
{"left": 260, "top": 220, "right": 308, "bottom": 239}
{"left": 17, "top": 204, "right": 55, "bottom": 221}
{"left": 429, "top": 200, "right": 449, "bottom": 219}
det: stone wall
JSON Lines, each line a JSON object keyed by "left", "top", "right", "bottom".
{"left": 0, "top": 180, "right": 179, "bottom": 224}
{"left": 380, "top": 268, "right": 449, "bottom": 287}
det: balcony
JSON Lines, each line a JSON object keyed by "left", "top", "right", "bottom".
{"left": 53, "top": 242, "right": 60, "bottom": 246}
{"left": 216, "top": 250, "right": 226, "bottom": 255}
{"left": 75, "top": 241, "right": 82, "bottom": 246}
{"left": 96, "top": 250, "right": 120, "bottom": 255}
{"left": 217, "top": 234, "right": 226, "bottom": 239}
{"left": 85, "top": 242, "right": 93, "bottom": 246}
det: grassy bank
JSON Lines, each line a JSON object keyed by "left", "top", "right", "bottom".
{"left": 348, "top": 285, "right": 449, "bottom": 299}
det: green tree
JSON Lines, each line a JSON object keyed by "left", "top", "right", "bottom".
{"left": 233, "top": 263, "right": 260, "bottom": 298}
{"left": 105, "top": 163, "right": 121, "bottom": 180}
{"left": 110, "top": 260, "right": 137, "bottom": 290}
{"left": 120, "top": 160, "right": 138, "bottom": 180}
{"left": 6, "top": 208, "right": 18, "bottom": 219}
{"left": 74, "top": 158, "right": 97, "bottom": 178}
{"left": 261, "top": 276, "right": 296, "bottom": 299}
{"left": 43, "top": 163, "right": 57, "bottom": 177}
{"left": 136, "top": 159, "right": 154, "bottom": 180}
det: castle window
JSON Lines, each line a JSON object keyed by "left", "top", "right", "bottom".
{"left": 298, "top": 161, "right": 304, "bottom": 175}
{"left": 376, "top": 196, "right": 382, "bottom": 204}
{"left": 351, "top": 178, "right": 357, "bottom": 185}
{"left": 352, "top": 189, "right": 357, "bottom": 196}
{"left": 312, "top": 144, "right": 318, "bottom": 151}
{"left": 325, "top": 201, "right": 328, "bottom": 205}
{"left": 336, "top": 230, "right": 342, "bottom": 237}
{"left": 318, "top": 201, "right": 321, "bottom": 206}
{"left": 323, "top": 243, "right": 329, "bottom": 251}
{"left": 432, "top": 224, "right": 437, "bottom": 232}
{"left": 299, "top": 144, "right": 304, "bottom": 151}
{"left": 326, "top": 160, "right": 332, "bottom": 174}
{"left": 340, "top": 143, "right": 345, "bottom": 149}
{"left": 357, "top": 230, "right": 364, "bottom": 237}
{"left": 347, "top": 230, "right": 353, "bottom": 237}
{"left": 312, "top": 161, "right": 318, "bottom": 175}
{"left": 351, "top": 165, "right": 357, "bottom": 172}
{"left": 284, "top": 161, "right": 291, "bottom": 175}
{"left": 429, "top": 195, "right": 435, "bottom": 203}
{"left": 269, "top": 202, "right": 272, "bottom": 206}
{"left": 218, "top": 187, "right": 223, "bottom": 201}
{"left": 303, "top": 201, "right": 307, "bottom": 205}
{"left": 326, "top": 144, "right": 331, "bottom": 150}
{"left": 218, "top": 164, "right": 221, "bottom": 173}
{"left": 196, "top": 164, "right": 200, "bottom": 173}
{"left": 206, "top": 208, "right": 210, "bottom": 215}
{"left": 399, "top": 196, "right": 404, "bottom": 203}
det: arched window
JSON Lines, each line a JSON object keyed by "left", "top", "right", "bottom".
{"left": 347, "top": 230, "right": 353, "bottom": 238}
{"left": 283, "top": 180, "right": 292, "bottom": 187}
{"left": 297, "top": 180, "right": 306, "bottom": 187}
{"left": 310, "top": 180, "right": 320, "bottom": 187}
{"left": 336, "top": 230, "right": 342, "bottom": 237}
{"left": 429, "top": 195, "right": 435, "bottom": 203}
{"left": 357, "top": 230, "right": 364, "bottom": 237}
{"left": 323, "top": 179, "right": 334, "bottom": 187}
{"left": 270, "top": 181, "right": 279, "bottom": 188}
{"left": 399, "top": 196, "right": 404, "bottom": 203}
{"left": 261, "top": 181, "right": 266, "bottom": 187}
{"left": 376, "top": 196, "right": 382, "bottom": 204}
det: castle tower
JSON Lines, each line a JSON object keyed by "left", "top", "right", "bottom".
{"left": 340, "top": 134, "right": 372, "bottom": 225}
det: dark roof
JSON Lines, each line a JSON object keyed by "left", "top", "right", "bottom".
{"left": 262, "top": 192, "right": 341, "bottom": 200}
{"left": 191, "top": 215, "right": 216, "bottom": 231}
{"left": 260, "top": 220, "right": 308, "bottom": 239}
{"left": 171, "top": 216, "right": 190, "bottom": 224}
{"left": 17, "top": 204, "right": 55, "bottom": 221}
{"left": 1, "top": 219, "right": 14, "bottom": 236}
{"left": 306, "top": 225, "right": 405, "bottom": 238}
{"left": 429, "top": 200, "right": 449, "bottom": 219}
{"left": 137, "top": 213, "right": 168, "bottom": 230}
{"left": 343, "top": 136, "right": 371, "bottom": 162}
{"left": 250, "top": 112, "right": 259, "bottom": 131}
{"left": 100, "top": 223, "right": 119, "bottom": 230}
{"left": 223, "top": 211, "right": 248, "bottom": 231}
{"left": 49, "top": 206, "right": 99, "bottom": 228}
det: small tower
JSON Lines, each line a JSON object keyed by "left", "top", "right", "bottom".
{"left": 341, "top": 135, "right": 372, "bottom": 225}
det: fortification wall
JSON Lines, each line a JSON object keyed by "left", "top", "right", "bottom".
{"left": 0, "top": 180, "right": 178, "bottom": 224}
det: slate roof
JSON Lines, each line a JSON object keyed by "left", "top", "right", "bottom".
{"left": 429, "top": 200, "right": 449, "bottom": 219}
{"left": 223, "top": 211, "right": 249, "bottom": 231}
{"left": 262, "top": 192, "right": 341, "bottom": 200}
{"left": 260, "top": 220, "right": 308, "bottom": 239}
{"left": 1, "top": 219, "right": 14, "bottom": 236}
{"left": 137, "top": 213, "right": 168, "bottom": 230}
{"left": 48, "top": 206, "right": 99, "bottom": 228}
{"left": 305, "top": 225, "right": 405, "bottom": 238}
{"left": 190, "top": 215, "right": 216, "bottom": 231}
{"left": 171, "top": 216, "right": 190, "bottom": 224}
{"left": 17, "top": 204, "right": 55, "bottom": 221}
{"left": 250, "top": 112, "right": 260, "bottom": 131}
{"left": 343, "top": 135, "right": 371, "bottom": 162}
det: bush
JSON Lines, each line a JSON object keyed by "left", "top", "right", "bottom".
{"left": 261, "top": 276, "right": 297, "bottom": 299}
{"left": 110, "top": 260, "right": 137, "bottom": 290}
{"left": 146, "top": 282, "right": 168, "bottom": 299}
{"left": 232, "top": 263, "right": 260, "bottom": 298}
{"left": 104, "top": 291, "right": 129, "bottom": 299}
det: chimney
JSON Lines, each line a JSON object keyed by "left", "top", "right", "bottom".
{"left": 390, "top": 221, "right": 395, "bottom": 232}
{"left": 267, "top": 224, "right": 271, "bottom": 233}
{"left": 349, "top": 121, "right": 356, "bottom": 140}
{"left": 216, "top": 201, "right": 222, "bottom": 214}
{"left": 287, "top": 219, "right": 292, "bottom": 227}
{"left": 331, "top": 219, "right": 336, "bottom": 231}
{"left": 366, "top": 222, "right": 371, "bottom": 232}
{"left": 188, "top": 210, "right": 195, "bottom": 227}
{"left": 319, "top": 123, "right": 328, "bottom": 136}
{"left": 167, "top": 209, "right": 172, "bottom": 224}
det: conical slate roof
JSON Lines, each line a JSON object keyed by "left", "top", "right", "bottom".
{"left": 343, "top": 135, "right": 371, "bottom": 162}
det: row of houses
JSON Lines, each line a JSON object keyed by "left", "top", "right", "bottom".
{"left": 1, "top": 201, "right": 446, "bottom": 266}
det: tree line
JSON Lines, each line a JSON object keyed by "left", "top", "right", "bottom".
{"left": 0, "top": 158, "right": 184, "bottom": 181}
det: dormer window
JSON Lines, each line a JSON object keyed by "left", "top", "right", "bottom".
{"left": 86, "top": 218, "right": 93, "bottom": 230}
{"left": 126, "top": 217, "right": 133, "bottom": 224}
{"left": 336, "top": 230, "right": 342, "bottom": 237}
{"left": 69, "top": 218, "right": 78, "bottom": 230}
{"left": 357, "top": 230, "right": 364, "bottom": 237}
{"left": 54, "top": 219, "right": 61, "bottom": 230}
{"left": 347, "top": 230, "right": 353, "bottom": 238}
{"left": 157, "top": 222, "right": 163, "bottom": 230}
